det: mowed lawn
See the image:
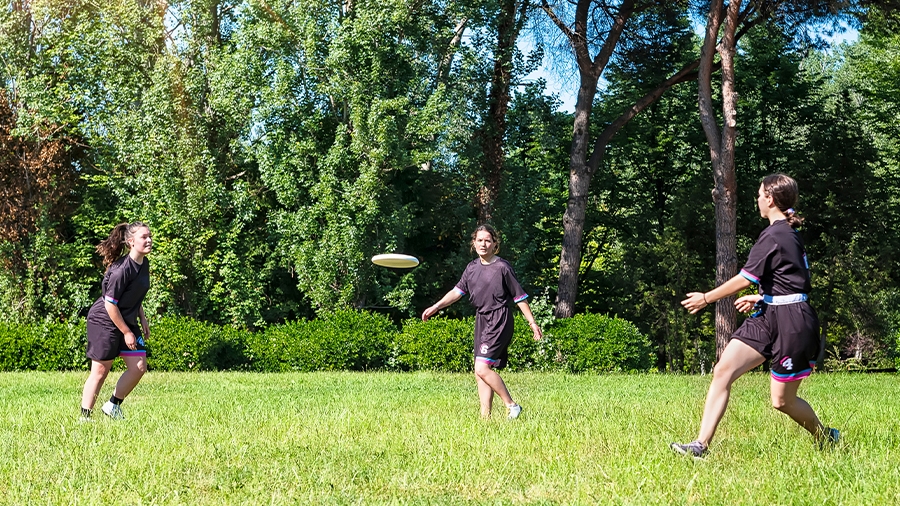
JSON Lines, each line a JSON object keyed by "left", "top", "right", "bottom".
{"left": 1, "top": 371, "right": 898, "bottom": 505}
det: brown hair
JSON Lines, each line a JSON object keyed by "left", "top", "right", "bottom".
{"left": 470, "top": 224, "right": 501, "bottom": 255}
{"left": 97, "top": 222, "right": 149, "bottom": 269}
{"left": 762, "top": 174, "right": 803, "bottom": 229}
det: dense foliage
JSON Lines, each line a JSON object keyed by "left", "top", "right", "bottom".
{"left": 1, "top": 1, "right": 899, "bottom": 371}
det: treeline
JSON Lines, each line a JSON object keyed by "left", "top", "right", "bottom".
{"left": 1, "top": 1, "right": 899, "bottom": 371}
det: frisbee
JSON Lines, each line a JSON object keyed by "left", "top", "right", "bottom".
{"left": 371, "top": 253, "right": 420, "bottom": 268}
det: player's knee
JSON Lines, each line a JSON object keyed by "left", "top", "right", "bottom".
{"left": 771, "top": 394, "right": 791, "bottom": 411}
{"left": 91, "top": 362, "right": 111, "bottom": 380}
{"left": 133, "top": 358, "right": 148, "bottom": 375}
{"left": 711, "top": 362, "right": 736, "bottom": 383}
{"left": 473, "top": 360, "right": 492, "bottom": 377}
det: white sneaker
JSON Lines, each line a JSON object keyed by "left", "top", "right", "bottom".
{"left": 507, "top": 404, "right": 522, "bottom": 420}
{"left": 101, "top": 401, "right": 125, "bottom": 420}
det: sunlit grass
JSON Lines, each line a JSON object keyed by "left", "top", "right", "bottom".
{"left": 1, "top": 371, "right": 897, "bottom": 504}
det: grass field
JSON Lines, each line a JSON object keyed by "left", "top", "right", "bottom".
{"left": 1, "top": 371, "right": 898, "bottom": 505}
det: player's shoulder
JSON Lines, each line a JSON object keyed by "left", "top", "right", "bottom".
{"left": 493, "top": 257, "right": 517, "bottom": 273}
{"left": 107, "top": 255, "right": 130, "bottom": 272}
{"left": 761, "top": 220, "right": 800, "bottom": 243}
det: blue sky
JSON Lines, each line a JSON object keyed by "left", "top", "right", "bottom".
{"left": 525, "top": 27, "right": 860, "bottom": 113}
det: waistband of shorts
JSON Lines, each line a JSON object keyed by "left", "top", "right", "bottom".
{"left": 762, "top": 293, "right": 808, "bottom": 305}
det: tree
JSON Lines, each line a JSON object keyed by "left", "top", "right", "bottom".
{"left": 540, "top": 0, "right": 723, "bottom": 317}
{"left": 475, "top": 0, "right": 532, "bottom": 224}
{"left": 697, "top": 0, "right": 742, "bottom": 358}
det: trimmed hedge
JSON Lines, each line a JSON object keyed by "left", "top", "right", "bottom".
{"left": 550, "top": 313, "right": 654, "bottom": 373}
{"left": 148, "top": 316, "right": 249, "bottom": 371}
{"left": 0, "top": 310, "right": 652, "bottom": 373}
{"left": 247, "top": 309, "right": 396, "bottom": 372}
{"left": 0, "top": 320, "right": 87, "bottom": 371}
{"left": 395, "top": 317, "right": 474, "bottom": 372}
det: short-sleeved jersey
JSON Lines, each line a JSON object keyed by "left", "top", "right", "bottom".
{"left": 739, "top": 220, "right": 811, "bottom": 296}
{"left": 87, "top": 255, "right": 150, "bottom": 330}
{"left": 454, "top": 257, "right": 528, "bottom": 312}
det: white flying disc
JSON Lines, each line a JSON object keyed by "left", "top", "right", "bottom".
{"left": 372, "top": 253, "right": 420, "bottom": 268}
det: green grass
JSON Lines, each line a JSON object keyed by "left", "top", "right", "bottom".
{"left": 1, "top": 371, "right": 898, "bottom": 504}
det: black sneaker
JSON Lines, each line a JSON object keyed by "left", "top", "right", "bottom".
{"left": 819, "top": 427, "right": 840, "bottom": 450}
{"left": 670, "top": 440, "right": 707, "bottom": 459}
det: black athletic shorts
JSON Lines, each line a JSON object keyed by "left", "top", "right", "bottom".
{"left": 86, "top": 321, "right": 147, "bottom": 362}
{"left": 732, "top": 302, "right": 820, "bottom": 382}
{"left": 473, "top": 307, "right": 514, "bottom": 369}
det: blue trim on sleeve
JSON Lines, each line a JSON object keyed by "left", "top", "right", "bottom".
{"left": 739, "top": 269, "right": 760, "bottom": 284}
{"left": 514, "top": 294, "right": 529, "bottom": 303}
{"left": 454, "top": 287, "right": 466, "bottom": 296}
{"left": 104, "top": 296, "right": 119, "bottom": 305}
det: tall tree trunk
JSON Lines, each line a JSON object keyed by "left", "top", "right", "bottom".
{"left": 555, "top": 74, "right": 599, "bottom": 315}
{"left": 543, "top": 0, "right": 635, "bottom": 317}
{"left": 476, "top": 0, "right": 529, "bottom": 224}
{"left": 698, "top": 0, "right": 741, "bottom": 359}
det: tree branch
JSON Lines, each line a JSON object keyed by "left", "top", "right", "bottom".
{"left": 586, "top": 58, "right": 703, "bottom": 173}
{"left": 540, "top": 0, "right": 575, "bottom": 43}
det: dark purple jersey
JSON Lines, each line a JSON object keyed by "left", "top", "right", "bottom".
{"left": 739, "top": 220, "right": 812, "bottom": 296}
{"left": 454, "top": 257, "right": 528, "bottom": 312}
{"left": 454, "top": 257, "right": 528, "bottom": 366}
{"left": 87, "top": 255, "right": 150, "bottom": 332}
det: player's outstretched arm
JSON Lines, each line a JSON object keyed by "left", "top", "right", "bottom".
{"left": 422, "top": 290, "right": 464, "bottom": 321}
{"left": 682, "top": 274, "right": 753, "bottom": 314}
{"left": 516, "top": 301, "right": 542, "bottom": 340}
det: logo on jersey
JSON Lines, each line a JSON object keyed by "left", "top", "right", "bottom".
{"left": 780, "top": 357, "right": 794, "bottom": 371}
{"left": 480, "top": 344, "right": 489, "bottom": 354}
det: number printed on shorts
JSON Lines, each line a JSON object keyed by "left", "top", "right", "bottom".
{"left": 780, "top": 357, "right": 794, "bottom": 371}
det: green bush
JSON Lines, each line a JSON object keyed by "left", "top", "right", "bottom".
{"left": 394, "top": 317, "right": 474, "bottom": 372}
{"left": 247, "top": 310, "right": 396, "bottom": 372}
{"left": 507, "top": 315, "right": 558, "bottom": 372}
{"left": 0, "top": 320, "right": 86, "bottom": 371}
{"left": 0, "top": 311, "right": 652, "bottom": 373}
{"left": 147, "top": 316, "right": 250, "bottom": 371}
{"left": 551, "top": 313, "right": 653, "bottom": 373}
{"left": 396, "top": 315, "right": 559, "bottom": 373}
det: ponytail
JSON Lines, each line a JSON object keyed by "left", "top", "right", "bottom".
{"left": 784, "top": 208, "right": 804, "bottom": 230}
{"left": 96, "top": 221, "right": 149, "bottom": 269}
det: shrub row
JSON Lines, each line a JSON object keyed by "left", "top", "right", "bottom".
{"left": 0, "top": 311, "right": 653, "bottom": 373}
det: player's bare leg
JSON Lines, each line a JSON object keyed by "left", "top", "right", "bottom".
{"left": 770, "top": 378, "right": 824, "bottom": 436}
{"left": 696, "top": 339, "right": 766, "bottom": 446}
{"left": 81, "top": 359, "right": 113, "bottom": 411}
{"left": 474, "top": 360, "right": 514, "bottom": 417}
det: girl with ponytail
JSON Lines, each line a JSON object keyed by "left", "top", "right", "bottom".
{"left": 671, "top": 174, "right": 838, "bottom": 458}
{"left": 81, "top": 222, "right": 153, "bottom": 421}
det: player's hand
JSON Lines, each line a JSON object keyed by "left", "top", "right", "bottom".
{"left": 142, "top": 327, "right": 150, "bottom": 340}
{"left": 735, "top": 294, "right": 763, "bottom": 313}
{"left": 422, "top": 305, "right": 439, "bottom": 322}
{"left": 124, "top": 331, "right": 138, "bottom": 350}
{"left": 530, "top": 322, "right": 542, "bottom": 341}
{"left": 681, "top": 292, "right": 709, "bottom": 314}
